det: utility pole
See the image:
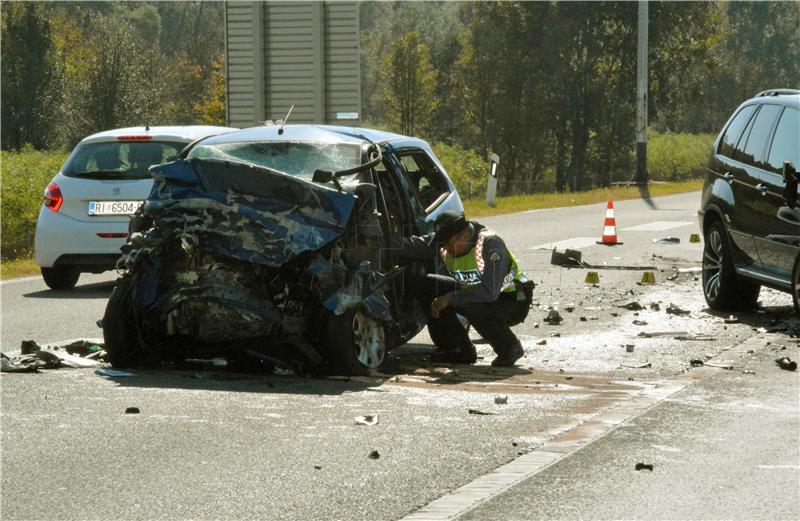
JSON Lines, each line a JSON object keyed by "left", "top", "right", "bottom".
{"left": 635, "top": 0, "right": 648, "bottom": 184}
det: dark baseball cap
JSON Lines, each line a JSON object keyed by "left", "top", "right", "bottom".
{"left": 429, "top": 211, "right": 469, "bottom": 246}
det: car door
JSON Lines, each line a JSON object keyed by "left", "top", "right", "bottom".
{"left": 393, "top": 147, "right": 462, "bottom": 225}
{"left": 712, "top": 104, "right": 760, "bottom": 266}
{"left": 756, "top": 105, "right": 800, "bottom": 279}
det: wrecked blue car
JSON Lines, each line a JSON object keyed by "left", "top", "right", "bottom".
{"left": 102, "top": 125, "right": 464, "bottom": 374}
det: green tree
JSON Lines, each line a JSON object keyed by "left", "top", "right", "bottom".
{"left": 1, "top": 2, "right": 54, "bottom": 149}
{"left": 380, "top": 32, "right": 439, "bottom": 136}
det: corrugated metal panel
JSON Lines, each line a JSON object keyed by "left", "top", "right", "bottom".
{"left": 226, "top": 1, "right": 360, "bottom": 126}
{"left": 324, "top": 2, "right": 360, "bottom": 124}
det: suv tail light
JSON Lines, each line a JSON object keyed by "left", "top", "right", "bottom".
{"left": 43, "top": 183, "right": 63, "bottom": 212}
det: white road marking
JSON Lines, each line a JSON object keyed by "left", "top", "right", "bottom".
{"left": 529, "top": 237, "right": 597, "bottom": 251}
{"left": 757, "top": 465, "right": 800, "bottom": 470}
{"left": 0, "top": 276, "right": 40, "bottom": 285}
{"left": 400, "top": 336, "right": 761, "bottom": 521}
{"left": 621, "top": 221, "right": 692, "bottom": 232}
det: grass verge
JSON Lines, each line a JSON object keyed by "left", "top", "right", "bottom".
{"left": 1, "top": 257, "right": 40, "bottom": 280}
{"left": 462, "top": 179, "right": 703, "bottom": 218}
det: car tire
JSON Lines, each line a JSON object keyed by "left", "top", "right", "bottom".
{"left": 792, "top": 254, "right": 800, "bottom": 317}
{"left": 103, "top": 277, "right": 143, "bottom": 368}
{"left": 324, "top": 309, "right": 387, "bottom": 375}
{"left": 41, "top": 267, "right": 80, "bottom": 290}
{"left": 702, "top": 221, "right": 760, "bottom": 311}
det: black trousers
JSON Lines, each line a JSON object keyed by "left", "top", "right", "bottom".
{"left": 413, "top": 277, "right": 531, "bottom": 357}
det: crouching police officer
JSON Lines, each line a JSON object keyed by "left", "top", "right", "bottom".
{"left": 402, "top": 211, "right": 533, "bottom": 367}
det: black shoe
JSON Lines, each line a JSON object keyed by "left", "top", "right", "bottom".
{"left": 431, "top": 345, "right": 477, "bottom": 364}
{"left": 491, "top": 344, "right": 525, "bottom": 367}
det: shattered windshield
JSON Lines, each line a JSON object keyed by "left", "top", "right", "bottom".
{"left": 187, "top": 141, "right": 363, "bottom": 179}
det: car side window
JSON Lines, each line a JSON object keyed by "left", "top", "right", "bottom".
{"left": 719, "top": 105, "right": 757, "bottom": 158}
{"left": 735, "top": 104, "right": 781, "bottom": 169}
{"left": 396, "top": 151, "right": 450, "bottom": 213}
{"left": 767, "top": 106, "right": 800, "bottom": 173}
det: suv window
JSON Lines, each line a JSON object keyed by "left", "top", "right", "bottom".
{"left": 767, "top": 106, "right": 800, "bottom": 173}
{"left": 63, "top": 141, "right": 185, "bottom": 179}
{"left": 735, "top": 104, "right": 781, "bottom": 169}
{"left": 396, "top": 151, "right": 449, "bottom": 212}
{"left": 719, "top": 105, "right": 757, "bottom": 158}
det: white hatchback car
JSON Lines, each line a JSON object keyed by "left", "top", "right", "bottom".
{"left": 35, "top": 126, "right": 237, "bottom": 289}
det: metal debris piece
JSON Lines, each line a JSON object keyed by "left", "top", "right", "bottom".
{"left": 653, "top": 237, "right": 680, "bottom": 244}
{"left": 95, "top": 368, "right": 136, "bottom": 378}
{"left": 354, "top": 414, "right": 379, "bottom": 426}
{"left": 705, "top": 362, "right": 734, "bottom": 370}
{"left": 468, "top": 409, "right": 498, "bottom": 415}
{"left": 776, "top": 357, "right": 798, "bottom": 371}
{"left": 619, "top": 302, "right": 644, "bottom": 311}
{"left": 690, "top": 359, "right": 704, "bottom": 367}
{"left": 632, "top": 320, "right": 648, "bottom": 326}
{"left": 724, "top": 315, "right": 739, "bottom": 324}
{"left": 635, "top": 463, "right": 654, "bottom": 471}
{"left": 637, "top": 331, "right": 689, "bottom": 338}
{"left": 543, "top": 309, "right": 563, "bottom": 325}
{"left": 536, "top": 339, "right": 547, "bottom": 346}
{"left": 666, "top": 303, "right": 691, "bottom": 316}
{"left": 580, "top": 316, "right": 588, "bottom": 322}
{"left": 742, "top": 370, "right": 756, "bottom": 375}
{"left": 368, "top": 450, "right": 380, "bottom": 459}
{"left": 675, "top": 334, "right": 717, "bottom": 341}
{"left": 649, "top": 302, "right": 661, "bottom": 311}
{"left": 626, "top": 345, "right": 635, "bottom": 353}
{"left": 621, "top": 362, "right": 652, "bottom": 369}
{"left": 125, "top": 407, "right": 140, "bottom": 414}
{"left": 494, "top": 395, "right": 508, "bottom": 405}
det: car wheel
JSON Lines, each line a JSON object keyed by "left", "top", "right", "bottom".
{"left": 702, "top": 221, "right": 760, "bottom": 311}
{"left": 792, "top": 254, "right": 800, "bottom": 316}
{"left": 41, "top": 267, "right": 80, "bottom": 290}
{"left": 325, "top": 309, "right": 386, "bottom": 375}
{"left": 103, "top": 277, "right": 143, "bottom": 368}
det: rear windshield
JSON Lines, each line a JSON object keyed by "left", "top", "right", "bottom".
{"left": 62, "top": 141, "right": 185, "bottom": 179}
{"left": 187, "top": 141, "right": 363, "bottom": 180}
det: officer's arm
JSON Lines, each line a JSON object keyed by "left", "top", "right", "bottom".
{"left": 400, "top": 233, "right": 436, "bottom": 259}
{"left": 449, "top": 236, "right": 510, "bottom": 306}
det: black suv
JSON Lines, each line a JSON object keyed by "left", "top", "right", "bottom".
{"left": 700, "top": 89, "right": 800, "bottom": 311}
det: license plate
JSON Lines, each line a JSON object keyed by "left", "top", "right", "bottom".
{"left": 88, "top": 200, "right": 143, "bottom": 216}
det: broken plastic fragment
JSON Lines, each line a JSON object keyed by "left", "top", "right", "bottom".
{"left": 95, "top": 368, "right": 136, "bottom": 378}
{"left": 494, "top": 395, "right": 508, "bottom": 405}
{"left": 354, "top": 414, "right": 379, "bottom": 426}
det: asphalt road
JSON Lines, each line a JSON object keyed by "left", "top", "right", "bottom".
{"left": 2, "top": 191, "right": 798, "bottom": 520}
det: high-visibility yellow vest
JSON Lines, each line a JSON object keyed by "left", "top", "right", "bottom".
{"left": 440, "top": 228, "right": 526, "bottom": 293}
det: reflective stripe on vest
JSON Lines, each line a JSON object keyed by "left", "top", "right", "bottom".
{"left": 440, "top": 229, "right": 526, "bottom": 293}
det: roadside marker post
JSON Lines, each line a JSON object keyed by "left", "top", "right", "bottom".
{"left": 486, "top": 153, "right": 499, "bottom": 207}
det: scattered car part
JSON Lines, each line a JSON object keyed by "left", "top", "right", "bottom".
{"left": 354, "top": 414, "right": 379, "bottom": 426}
{"left": 775, "top": 357, "right": 798, "bottom": 371}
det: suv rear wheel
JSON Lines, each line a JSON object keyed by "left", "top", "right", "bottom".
{"left": 41, "top": 266, "right": 80, "bottom": 290}
{"left": 702, "top": 221, "right": 760, "bottom": 310}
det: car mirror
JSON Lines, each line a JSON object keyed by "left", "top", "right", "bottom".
{"left": 782, "top": 161, "right": 798, "bottom": 209}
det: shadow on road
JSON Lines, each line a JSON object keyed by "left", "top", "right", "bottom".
{"left": 23, "top": 280, "right": 116, "bottom": 299}
{"left": 95, "top": 342, "right": 532, "bottom": 396}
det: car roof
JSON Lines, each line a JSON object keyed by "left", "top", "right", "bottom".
{"left": 79, "top": 126, "right": 239, "bottom": 145}
{"left": 746, "top": 89, "right": 800, "bottom": 107}
{"left": 198, "top": 124, "right": 411, "bottom": 146}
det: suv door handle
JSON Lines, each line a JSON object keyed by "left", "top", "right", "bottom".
{"left": 755, "top": 183, "right": 768, "bottom": 196}
{"left": 723, "top": 172, "right": 734, "bottom": 183}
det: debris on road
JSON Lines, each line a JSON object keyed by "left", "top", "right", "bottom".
{"left": 705, "top": 362, "right": 734, "bottom": 370}
{"left": 494, "top": 395, "right": 508, "bottom": 405}
{"left": 635, "top": 463, "right": 654, "bottom": 471}
{"left": 186, "top": 357, "right": 229, "bottom": 368}
{"left": 742, "top": 370, "right": 756, "bottom": 375}
{"left": 536, "top": 340, "right": 547, "bottom": 346}
{"left": 550, "top": 248, "right": 655, "bottom": 270}
{"left": 625, "top": 345, "right": 635, "bottom": 353}
{"left": 354, "top": 414, "right": 379, "bottom": 426}
{"left": 678, "top": 267, "right": 702, "bottom": 273}
{"left": 632, "top": 320, "right": 648, "bottom": 326}
{"left": 653, "top": 237, "right": 680, "bottom": 244}
{"left": 649, "top": 302, "right": 661, "bottom": 311}
{"left": 618, "top": 301, "right": 644, "bottom": 311}
{"left": 468, "top": 409, "right": 498, "bottom": 415}
{"left": 620, "top": 362, "right": 652, "bottom": 369}
{"left": 95, "top": 368, "right": 136, "bottom": 378}
{"left": 775, "top": 357, "right": 798, "bottom": 371}
{"left": 675, "top": 334, "right": 717, "bottom": 341}
{"left": 1, "top": 339, "right": 105, "bottom": 372}
{"left": 368, "top": 450, "right": 381, "bottom": 459}
{"left": 125, "top": 407, "right": 140, "bottom": 414}
{"left": 666, "top": 303, "right": 691, "bottom": 316}
{"left": 638, "top": 331, "right": 689, "bottom": 338}
{"left": 724, "top": 315, "right": 740, "bottom": 324}
{"left": 690, "top": 359, "right": 705, "bottom": 367}
{"left": 314, "top": 465, "right": 323, "bottom": 470}
{"left": 544, "top": 309, "right": 563, "bottom": 325}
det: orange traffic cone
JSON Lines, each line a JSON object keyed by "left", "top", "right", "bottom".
{"left": 597, "top": 200, "right": 623, "bottom": 245}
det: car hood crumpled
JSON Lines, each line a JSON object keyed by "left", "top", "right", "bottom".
{"left": 139, "top": 158, "right": 357, "bottom": 267}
